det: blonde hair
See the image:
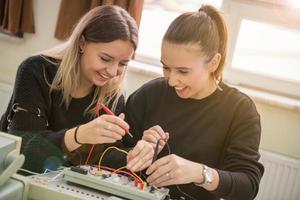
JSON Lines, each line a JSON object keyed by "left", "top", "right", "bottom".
{"left": 163, "top": 5, "right": 228, "bottom": 82}
{"left": 40, "top": 5, "right": 138, "bottom": 115}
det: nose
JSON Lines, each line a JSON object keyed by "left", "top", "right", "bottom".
{"left": 166, "top": 72, "right": 179, "bottom": 87}
{"left": 106, "top": 63, "right": 118, "bottom": 77}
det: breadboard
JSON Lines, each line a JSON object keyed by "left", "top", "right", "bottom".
{"left": 63, "top": 166, "right": 169, "bottom": 200}
{"left": 28, "top": 170, "right": 124, "bottom": 200}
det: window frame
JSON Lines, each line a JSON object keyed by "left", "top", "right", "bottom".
{"left": 222, "top": 0, "right": 300, "bottom": 99}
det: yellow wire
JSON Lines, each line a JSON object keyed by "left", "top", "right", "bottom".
{"left": 113, "top": 166, "right": 145, "bottom": 185}
{"left": 113, "top": 166, "right": 127, "bottom": 172}
{"left": 98, "top": 146, "right": 146, "bottom": 186}
{"left": 98, "top": 146, "right": 128, "bottom": 167}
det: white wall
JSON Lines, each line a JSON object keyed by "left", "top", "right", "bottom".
{"left": 0, "top": 0, "right": 299, "bottom": 160}
{"left": 0, "top": 0, "right": 61, "bottom": 84}
{"left": 0, "top": 83, "right": 13, "bottom": 114}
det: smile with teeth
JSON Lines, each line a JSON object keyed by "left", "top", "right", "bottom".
{"left": 174, "top": 86, "right": 186, "bottom": 91}
{"left": 97, "top": 71, "right": 110, "bottom": 80}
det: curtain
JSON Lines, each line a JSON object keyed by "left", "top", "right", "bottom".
{"left": 55, "top": 0, "right": 144, "bottom": 40}
{"left": 0, "top": 0, "right": 35, "bottom": 37}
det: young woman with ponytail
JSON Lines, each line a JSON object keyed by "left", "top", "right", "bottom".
{"left": 125, "top": 4, "right": 264, "bottom": 200}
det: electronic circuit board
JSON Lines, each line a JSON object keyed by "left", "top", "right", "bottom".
{"left": 63, "top": 165, "right": 169, "bottom": 200}
{"left": 28, "top": 170, "right": 125, "bottom": 200}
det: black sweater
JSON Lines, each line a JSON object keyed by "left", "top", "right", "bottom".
{"left": 124, "top": 78, "right": 264, "bottom": 200}
{"left": 0, "top": 55, "right": 125, "bottom": 172}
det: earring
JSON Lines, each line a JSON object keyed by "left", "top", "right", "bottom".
{"left": 79, "top": 48, "right": 84, "bottom": 53}
{"left": 213, "top": 72, "right": 223, "bottom": 91}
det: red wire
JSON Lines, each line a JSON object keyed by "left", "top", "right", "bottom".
{"left": 84, "top": 102, "right": 102, "bottom": 165}
{"left": 85, "top": 144, "right": 95, "bottom": 165}
{"left": 95, "top": 101, "right": 101, "bottom": 117}
{"left": 91, "top": 165, "right": 142, "bottom": 184}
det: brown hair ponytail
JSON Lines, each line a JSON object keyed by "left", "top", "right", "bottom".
{"left": 199, "top": 5, "right": 228, "bottom": 81}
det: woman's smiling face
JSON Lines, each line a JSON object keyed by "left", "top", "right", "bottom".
{"left": 79, "top": 38, "right": 134, "bottom": 88}
{"left": 161, "top": 41, "right": 219, "bottom": 100}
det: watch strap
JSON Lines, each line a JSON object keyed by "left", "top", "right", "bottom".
{"left": 194, "top": 164, "right": 207, "bottom": 187}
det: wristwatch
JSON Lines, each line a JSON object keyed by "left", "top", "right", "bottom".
{"left": 195, "top": 164, "right": 214, "bottom": 187}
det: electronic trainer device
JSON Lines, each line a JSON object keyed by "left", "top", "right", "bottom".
{"left": 26, "top": 165, "right": 169, "bottom": 200}
{"left": 0, "top": 131, "right": 170, "bottom": 200}
{"left": 27, "top": 169, "right": 125, "bottom": 200}
{"left": 0, "top": 131, "right": 25, "bottom": 200}
{"left": 63, "top": 165, "right": 169, "bottom": 200}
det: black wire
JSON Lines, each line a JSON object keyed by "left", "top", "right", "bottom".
{"left": 161, "top": 139, "right": 197, "bottom": 200}
{"left": 152, "top": 138, "right": 163, "bottom": 163}
{"left": 175, "top": 185, "right": 197, "bottom": 200}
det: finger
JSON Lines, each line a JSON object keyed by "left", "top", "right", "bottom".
{"left": 165, "top": 132, "right": 170, "bottom": 141}
{"left": 146, "top": 162, "right": 171, "bottom": 184}
{"left": 144, "top": 129, "right": 161, "bottom": 141}
{"left": 128, "top": 140, "right": 147, "bottom": 158}
{"left": 138, "top": 141, "right": 154, "bottom": 159}
{"left": 133, "top": 158, "right": 153, "bottom": 172}
{"left": 142, "top": 134, "right": 158, "bottom": 145}
{"left": 127, "top": 157, "right": 144, "bottom": 172}
{"left": 126, "top": 150, "right": 133, "bottom": 161}
{"left": 127, "top": 141, "right": 153, "bottom": 166}
{"left": 94, "top": 136, "right": 117, "bottom": 144}
{"left": 158, "top": 140, "right": 166, "bottom": 150}
{"left": 146, "top": 155, "right": 170, "bottom": 175}
{"left": 138, "top": 159, "right": 153, "bottom": 172}
{"left": 99, "top": 129, "right": 123, "bottom": 141}
{"left": 102, "top": 115, "right": 129, "bottom": 130}
{"left": 157, "top": 133, "right": 169, "bottom": 151}
{"left": 103, "top": 122, "right": 126, "bottom": 136}
{"left": 150, "top": 171, "right": 172, "bottom": 186}
{"left": 126, "top": 141, "right": 153, "bottom": 169}
{"left": 150, "top": 125, "right": 167, "bottom": 139}
{"left": 127, "top": 149, "right": 153, "bottom": 171}
{"left": 154, "top": 178, "right": 175, "bottom": 187}
{"left": 118, "top": 113, "right": 125, "bottom": 120}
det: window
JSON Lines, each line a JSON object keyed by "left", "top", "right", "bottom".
{"left": 136, "top": 0, "right": 300, "bottom": 99}
{"left": 232, "top": 19, "right": 300, "bottom": 83}
{"left": 136, "top": 0, "right": 223, "bottom": 65}
{"left": 223, "top": 0, "right": 300, "bottom": 98}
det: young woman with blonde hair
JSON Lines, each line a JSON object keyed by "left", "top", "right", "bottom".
{"left": 125, "top": 4, "right": 264, "bottom": 200}
{"left": 1, "top": 5, "right": 153, "bottom": 173}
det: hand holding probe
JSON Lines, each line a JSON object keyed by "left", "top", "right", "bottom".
{"left": 99, "top": 103, "right": 133, "bottom": 138}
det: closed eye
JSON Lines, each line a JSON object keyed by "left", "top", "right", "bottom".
{"left": 119, "top": 62, "right": 128, "bottom": 67}
{"left": 100, "top": 56, "right": 111, "bottom": 62}
{"left": 178, "top": 69, "right": 189, "bottom": 74}
{"left": 163, "top": 66, "right": 170, "bottom": 71}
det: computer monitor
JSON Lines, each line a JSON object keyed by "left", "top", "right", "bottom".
{"left": 0, "top": 131, "right": 24, "bottom": 187}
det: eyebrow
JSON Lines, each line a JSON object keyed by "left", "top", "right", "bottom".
{"left": 101, "top": 52, "right": 130, "bottom": 63}
{"left": 160, "top": 60, "right": 191, "bottom": 70}
{"left": 101, "top": 52, "right": 114, "bottom": 59}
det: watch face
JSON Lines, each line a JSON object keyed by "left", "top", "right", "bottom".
{"left": 206, "top": 169, "right": 214, "bottom": 182}
{"left": 204, "top": 167, "right": 214, "bottom": 183}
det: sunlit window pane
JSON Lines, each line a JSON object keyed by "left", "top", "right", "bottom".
{"left": 232, "top": 19, "right": 300, "bottom": 83}
{"left": 136, "top": 0, "right": 223, "bottom": 61}
{"left": 137, "top": 9, "right": 178, "bottom": 60}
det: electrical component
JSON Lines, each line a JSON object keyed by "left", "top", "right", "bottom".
{"left": 70, "top": 166, "right": 88, "bottom": 175}
{"left": 28, "top": 170, "right": 124, "bottom": 200}
{"left": 63, "top": 165, "right": 169, "bottom": 200}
